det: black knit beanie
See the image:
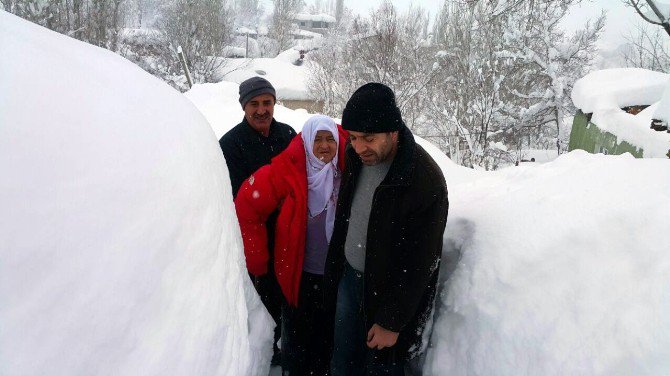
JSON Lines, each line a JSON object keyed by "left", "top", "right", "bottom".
{"left": 341, "top": 83, "right": 404, "bottom": 133}
{"left": 239, "top": 76, "right": 276, "bottom": 109}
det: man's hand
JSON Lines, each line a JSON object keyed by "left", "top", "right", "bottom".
{"left": 366, "top": 324, "right": 399, "bottom": 349}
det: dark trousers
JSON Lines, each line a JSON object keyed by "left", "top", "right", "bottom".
{"left": 281, "top": 271, "right": 332, "bottom": 375}
{"left": 330, "top": 263, "right": 405, "bottom": 376}
{"left": 251, "top": 265, "right": 283, "bottom": 363}
{"left": 250, "top": 214, "right": 285, "bottom": 364}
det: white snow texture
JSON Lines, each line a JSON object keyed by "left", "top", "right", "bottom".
{"left": 3, "top": 9, "right": 670, "bottom": 376}
{"left": 0, "top": 11, "right": 272, "bottom": 376}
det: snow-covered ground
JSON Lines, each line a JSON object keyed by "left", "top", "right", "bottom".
{"left": 0, "top": 11, "right": 272, "bottom": 376}
{"left": 571, "top": 68, "right": 670, "bottom": 157}
{"left": 3, "top": 10, "right": 670, "bottom": 376}
{"left": 425, "top": 151, "right": 670, "bottom": 375}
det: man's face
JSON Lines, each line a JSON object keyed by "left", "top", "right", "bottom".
{"left": 244, "top": 93, "right": 275, "bottom": 134}
{"left": 348, "top": 130, "right": 398, "bottom": 166}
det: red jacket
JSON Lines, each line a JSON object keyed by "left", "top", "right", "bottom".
{"left": 235, "top": 126, "right": 348, "bottom": 306}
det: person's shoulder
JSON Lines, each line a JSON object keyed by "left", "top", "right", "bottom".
{"left": 219, "top": 121, "right": 247, "bottom": 145}
{"left": 273, "top": 120, "right": 296, "bottom": 136}
{"left": 412, "top": 144, "right": 446, "bottom": 189}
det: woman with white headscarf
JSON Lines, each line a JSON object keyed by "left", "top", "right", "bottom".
{"left": 235, "top": 114, "right": 348, "bottom": 375}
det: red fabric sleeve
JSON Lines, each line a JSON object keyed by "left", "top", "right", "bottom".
{"left": 234, "top": 164, "right": 284, "bottom": 276}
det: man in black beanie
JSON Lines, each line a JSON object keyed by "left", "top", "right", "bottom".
{"left": 219, "top": 76, "right": 296, "bottom": 366}
{"left": 325, "top": 83, "right": 449, "bottom": 375}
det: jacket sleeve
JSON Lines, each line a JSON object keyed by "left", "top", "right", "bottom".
{"left": 220, "top": 137, "right": 246, "bottom": 198}
{"left": 374, "top": 185, "right": 449, "bottom": 333}
{"left": 234, "top": 164, "right": 284, "bottom": 276}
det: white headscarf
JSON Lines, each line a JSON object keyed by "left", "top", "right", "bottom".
{"left": 301, "top": 114, "right": 340, "bottom": 241}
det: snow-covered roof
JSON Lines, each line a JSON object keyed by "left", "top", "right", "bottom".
{"left": 222, "top": 46, "right": 246, "bottom": 58}
{"left": 294, "top": 13, "right": 336, "bottom": 23}
{"left": 571, "top": 68, "right": 670, "bottom": 113}
{"left": 571, "top": 68, "right": 670, "bottom": 157}
{"left": 235, "top": 27, "right": 257, "bottom": 35}
{"left": 293, "top": 29, "right": 323, "bottom": 38}
{"left": 218, "top": 52, "right": 313, "bottom": 101}
{"left": 118, "top": 27, "right": 163, "bottom": 45}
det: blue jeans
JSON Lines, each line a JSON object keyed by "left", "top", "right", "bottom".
{"left": 331, "top": 263, "right": 405, "bottom": 376}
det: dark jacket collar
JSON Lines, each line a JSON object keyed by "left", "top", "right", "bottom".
{"left": 347, "top": 125, "right": 416, "bottom": 187}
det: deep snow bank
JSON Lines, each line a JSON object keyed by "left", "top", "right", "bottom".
{"left": 426, "top": 151, "right": 670, "bottom": 375}
{"left": 0, "top": 11, "right": 272, "bottom": 375}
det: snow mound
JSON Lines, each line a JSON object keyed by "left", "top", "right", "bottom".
{"left": 426, "top": 150, "right": 670, "bottom": 375}
{"left": 0, "top": 11, "right": 272, "bottom": 376}
{"left": 571, "top": 68, "right": 669, "bottom": 113}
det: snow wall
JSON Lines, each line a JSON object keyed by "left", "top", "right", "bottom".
{"left": 425, "top": 151, "right": 670, "bottom": 375}
{"left": 0, "top": 11, "right": 272, "bottom": 376}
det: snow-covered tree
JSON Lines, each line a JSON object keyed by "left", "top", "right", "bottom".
{"left": 156, "top": 0, "right": 235, "bottom": 85}
{"left": 425, "top": 0, "right": 603, "bottom": 169}
{"left": 269, "top": 0, "right": 304, "bottom": 55}
{"left": 235, "top": 0, "right": 263, "bottom": 27}
{"left": 335, "top": 0, "right": 343, "bottom": 23}
{"left": 3, "top": 0, "right": 129, "bottom": 50}
{"left": 498, "top": 1, "right": 605, "bottom": 155}
{"left": 308, "top": 1, "right": 435, "bottom": 128}
{"left": 622, "top": 23, "right": 670, "bottom": 72}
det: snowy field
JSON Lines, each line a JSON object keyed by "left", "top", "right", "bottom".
{"left": 3, "top": 10, "right": 670, "bottom": 376}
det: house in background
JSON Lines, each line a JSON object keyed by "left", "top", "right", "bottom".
{"left": 569, "top": 68, "right": 670, "bottom": 158}
{"left": 293, "top": 13, "right": 336, "bottom": 35}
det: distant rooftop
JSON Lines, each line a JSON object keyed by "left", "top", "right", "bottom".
{"left": 294, "top": 13, "right": 336, "bottom": 23}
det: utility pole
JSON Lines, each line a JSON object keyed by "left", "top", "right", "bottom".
{"left": 177, "top": 46, "right": 194, "bottom": 89}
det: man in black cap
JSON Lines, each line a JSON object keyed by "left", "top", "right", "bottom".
{"left": 219, "top": 76, "right": 295, "bottom": 366}
{"left": 220, "top": 76, "right": 296, "bottom": 196}
{"left": 325, "top": 83, "right": 449, "bottom": 375}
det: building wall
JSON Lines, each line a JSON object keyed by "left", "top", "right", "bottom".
{"left": 568, "top": 110, "right": 644, "bottom": 157}
{"left": 279, "top": 99, "right": 325, "bottom": 114}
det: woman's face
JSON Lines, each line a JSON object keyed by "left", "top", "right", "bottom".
{"left": 313, "top": 130, "right": 337, "bottom": 163}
